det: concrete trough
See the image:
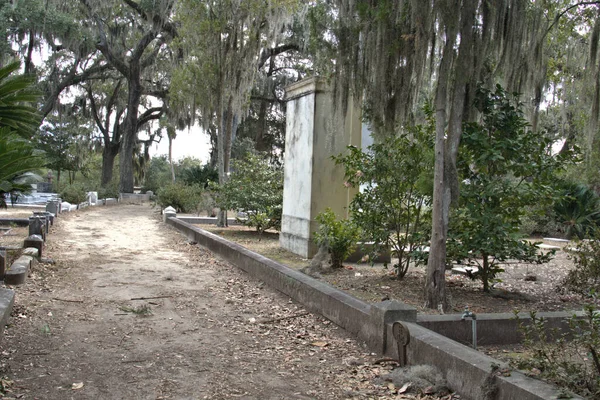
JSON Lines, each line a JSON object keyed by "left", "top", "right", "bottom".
{"left": 179, "top": 216, "right": 243, "bottom": 226}
{"left": 166, "top": 215, "right": 583, "bottom": 400}
{"left": 417, "top": 311, "right": 586, "bottom": 346}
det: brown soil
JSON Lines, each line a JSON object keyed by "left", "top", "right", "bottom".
{"left": 197, "top": 224, "right": 598, "bottom": 315}
{"left": 0, "top": 205, "right": 455, "bottom": 399}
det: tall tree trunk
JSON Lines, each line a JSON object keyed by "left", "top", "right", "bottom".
{"left": 119, "top": 70, "right": 142, "bottom": 194}
{"left": 100, "top": 143, "right": 119, "bottom": 186}
{"left": 424, "top": 32, "right": 454, "bottom": 312}
{"left": 169, "top": 134, "right": 175, "bottom": 183}
{"left": 24, "top": 30, "right": 35, "bottom": 74}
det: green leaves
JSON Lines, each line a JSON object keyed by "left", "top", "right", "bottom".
{"left": 334, "top": 122, "right": 433, "bottom": 278}
{"left": 0, "top": 61, "right": 40, "bottom": 139}
{"left": 212, "top": 154, "right": 283, "bottom": 234}
{"left": 313, "top": 208, "right": 360, "bottom": 269}
{"left": 449, "top": 85, "right": 563, "bottom": 291}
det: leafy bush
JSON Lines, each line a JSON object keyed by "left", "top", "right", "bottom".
{"left": 564, "top": 229, "right": 600, "bottom": 297}
{"left": 334, "top": 117, "right": 433, "bottom": 278}
{"left": 98, "top": 180, "right": 120, "bottom": 199}
{"left": 313, "top": 208, "right": 361, "bottom": 269}
{"left": 516, "top": 307, "right": 600, "bottom": 398}
{"left": 448, "top": 85, "right": 565, "bottom": 292}
{"left": 156, "top": 183, "right": 203, "bottom": 213}
{"left": 212, "top": 154, "right": 282, "bottom": 235}
{"left": 59, "top": 183, "right": 87, "bottom": 204}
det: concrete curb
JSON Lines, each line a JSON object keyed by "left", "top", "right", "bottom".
{"left": 166, "top": 216, "right": 582, "bottom": 400}
{"left": 0, "top": 218, "right": 29, "bottom": 227}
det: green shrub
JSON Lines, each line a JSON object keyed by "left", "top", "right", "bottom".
{"left": 313, "top": 208, "right": 361, "bottom": 269}
{"left": 516, "top": 306, "right": 600, "bottom": 398}
{"left": 59, "top": 183, "right": 87, "bottom": 204}
{"left": 212, "top": 154, "right": 282, "bottom": 234}
{"left": 333, "top": 114, "right": 433, "bottom": 278}
{"left": 564, "top": 229, "right": 600, "bottom": 297}
{"left": 98, "top": 180, "right": 120, "bottom": 199}
{"left": 156, "top": 183, "right": 202, "bottom": 213}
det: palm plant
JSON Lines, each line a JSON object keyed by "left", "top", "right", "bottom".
{"left": 554, "top": 182, "right": 600, "bottom": 239}
{"left": 0, "top": 60, "right": 44, "bottom": 207}
{"left": 0, "top": 61, "right": 40, "bottom": 138}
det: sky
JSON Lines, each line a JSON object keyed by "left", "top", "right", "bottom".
{"left": 150, "top": 125, "right": 212, "bottom": 164}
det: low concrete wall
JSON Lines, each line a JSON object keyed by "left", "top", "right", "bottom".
{"left": 166, "top": 216, "right": 581, "bottom": 400}
{"left": 178, "top": 217, "right": 242, "bottom": 226}
{"left": 418, "top": 311, "right": 585, "bottom": 346}
{"left": 119, "top": 193, "right": 150, "bottom": 204}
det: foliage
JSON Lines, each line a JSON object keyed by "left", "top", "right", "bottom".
{"left": 212, "top": 154, "right": 283, "bottom": 235}
{"left": 180, "top": 163, "right": 218, "bottom": 188}
{"left": 156, "top": 183, "right": 203, "bottom": 214}
{"left": 516, "top": 306, "right": 600, "bottom": 398}
{"left": 37, "top": 114, "right": 94, "bottom": 184}
{"left": 142, "top": 156, "right": 172, "bottom": 194}
{"left": 448, "top": 85, "right": 566, "bottom": 292}
{"left": 0, "top": 63, "right": 43, "bottom": 208}
{"left": 554, "top": 182, "right": 600, "bottom": 240}
{"left": 97, "top": 180, "right": 120, "bottom": 200}
{"left": 313, "top": 208, "right": 361, "bottom": 269}
{"left": 333, "top": 119, "right": 434, "bottom": 278}
{"left": 0, "top": 61, "right": 40, "bottom": 138}
{"left": 59, "top": 183, "right": 87, "bottom": 205}
{"left": 564, "top": 228, "right": 600, "bottom": 297}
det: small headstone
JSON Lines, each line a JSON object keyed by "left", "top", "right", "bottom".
{"left": 451, "top": 266, "right": 480, "bottom": 276}
{"left": 24, "top": 235, "right": 43, "bottom": 258}
{"left": 46, "top": 200, "right": 58, "bottom": 215}
{"left": 28, "top": 216, "right": 45, "bottom": 237}
{"left": 87, "top": 191, "right": 98, "bottom": 205}
{"left": 33, "top": 212, "right": 51, "bottom": 234}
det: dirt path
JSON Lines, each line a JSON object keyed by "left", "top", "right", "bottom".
{"left": 0, "top": 205, "right": 405, "bottom": 400}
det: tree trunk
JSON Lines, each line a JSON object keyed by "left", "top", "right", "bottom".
{"left": 482, "top": 254, "right": 490, "bottom": 293}
{"left": 100, "top": 143, "right": 119, "bottom": 186}
{"left": 424, "top": 33, "right": 454, "bottom": 312}
{"left": 169, "top": 135, "right": 176, "bottom": 183}
{"left": 119, "top": 70, "right": 142, "bottom": 194}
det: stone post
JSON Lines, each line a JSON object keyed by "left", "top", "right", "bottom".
{"left": 280, "top": 77, "right": 362, "bottom": 258}
{"left": 163, "top": 206, "right": 177, "bottom": 223}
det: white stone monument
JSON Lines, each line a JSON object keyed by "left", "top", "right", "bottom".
{"left": 280, "top": 77, "right": 362, "bottom": 258}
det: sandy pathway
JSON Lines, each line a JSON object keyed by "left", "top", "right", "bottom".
{"left": 0, "top": 205, "right": 399, "bottom": 400}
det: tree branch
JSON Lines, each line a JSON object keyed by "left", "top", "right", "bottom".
{"left": 137, "top": 107, "right": 164, "bottom": 128}
{"left": 258, "top": 44, "right": 300, "bottom": 70}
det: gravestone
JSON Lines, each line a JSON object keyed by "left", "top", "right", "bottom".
{"left": 24, "top": 235, "right": 43, "bottom": 258}
{"left": 28, "top": 216, "right": 45, "bottom": 238}
{"left": 280, "top": 77, "right": 362, "bottom": 258}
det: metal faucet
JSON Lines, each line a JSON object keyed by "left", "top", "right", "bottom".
{"left": 462, "top": 306, "right": 477, "bottom": 320}
{"left": 461, "top": 306, "right": 477, "bottom": 349}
